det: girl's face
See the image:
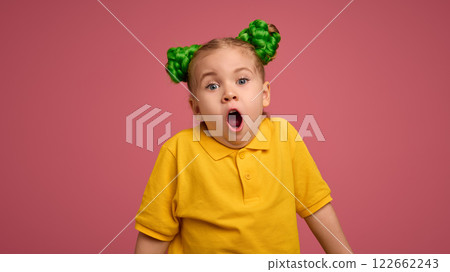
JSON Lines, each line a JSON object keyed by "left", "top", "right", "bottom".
{"left": 189, "top": 46, "right": 271, "bottom": 149}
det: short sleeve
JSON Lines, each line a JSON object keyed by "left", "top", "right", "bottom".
{"left": 288, "top": 122, "right": 332, "bottom": 218}
{"left": 135, "top": 145, "right": 180, "bottom": 241}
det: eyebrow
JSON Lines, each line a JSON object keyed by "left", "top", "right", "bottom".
{"left": 199, "top": 67, "right": 254, "bottom": 84}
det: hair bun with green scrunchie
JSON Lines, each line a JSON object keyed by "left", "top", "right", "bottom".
{"left": 165, "top": 19, "right": 280, "bottom": 84}
{"left": 236, "top": 19, "right": 281, "bottom": 65}
{"left": 166, "top": 44, "right": 202, "bottom": 83}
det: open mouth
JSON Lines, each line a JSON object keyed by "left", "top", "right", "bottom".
{"left": 227, "top": 109, "right": 243, "bottom": 131}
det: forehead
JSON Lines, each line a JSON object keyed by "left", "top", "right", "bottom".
{"left": 193, "top": 47, "right": 257, "bottom": 78}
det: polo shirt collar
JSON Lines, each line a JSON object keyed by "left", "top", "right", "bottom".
{"left": 194, "top": 117, "right": 271, "bottom": 160}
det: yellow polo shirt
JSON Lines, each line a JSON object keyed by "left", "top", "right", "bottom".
{"left": 135, "top": 117, "right": 332, "bottom": 253}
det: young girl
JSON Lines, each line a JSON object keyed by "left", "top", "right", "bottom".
{"left": 134, "top": 19, "right": 352, "bottom": 254}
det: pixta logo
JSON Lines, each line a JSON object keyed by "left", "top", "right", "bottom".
{"left": 193, "top": 114, "right": 325, "bottom": 142}
{"left": 126, "top": 104, "right": 172, "bottom": 152}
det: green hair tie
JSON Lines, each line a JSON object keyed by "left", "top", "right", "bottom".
{"left": 165, "top": 19, "right": 280, "bottom": 83}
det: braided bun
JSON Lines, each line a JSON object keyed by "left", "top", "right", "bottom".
{"left": 165, "top": 44, "right": 201, "bottom": 83}
{"left": 236, "top": 19, "right": 281, "bottom": 65}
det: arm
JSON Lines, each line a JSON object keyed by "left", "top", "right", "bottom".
{"left": 304, "top": 203, "right": 353, "bottom": 254}
{"left": 134, "top": 232, "right": 170, "bottom": 254}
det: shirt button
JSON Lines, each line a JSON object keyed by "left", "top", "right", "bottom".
{"left": 240, "top": 152, "right": 246, "bottom": 159}
{"left": 245, "top": 173, "right": 251, "bottom": 180}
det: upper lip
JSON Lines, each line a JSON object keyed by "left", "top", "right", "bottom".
{"left": 227, "top": 108, "right": 240, "bottom": 115}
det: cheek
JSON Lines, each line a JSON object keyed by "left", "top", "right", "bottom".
{"left": 253, "top": 100, "right": 266, "bottom": 115}
{"left": 197, "top": 99, "right": 219, "bottom": 114}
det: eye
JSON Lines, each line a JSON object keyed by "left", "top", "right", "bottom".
{"left": 237, "top": 78, "right": 249, "bottom": 85}
{"left": 206, "top": 83, "right": 219, "bottom": 91}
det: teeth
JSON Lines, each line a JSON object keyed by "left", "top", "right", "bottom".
{"left": 229, "top": 110, "right": 237, "bottom": 114}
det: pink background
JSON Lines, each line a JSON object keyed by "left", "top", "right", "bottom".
{"left": 1, "top": 0, "right": 449, "bottom": 254}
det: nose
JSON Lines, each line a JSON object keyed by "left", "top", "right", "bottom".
{"left": 222, "top": 89, "right": 238, "bottom": 103}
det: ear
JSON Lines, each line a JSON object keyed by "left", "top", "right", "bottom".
{"left": 262, "top": 81, "right": 271, "bottom": 107}
{"left": 189, "top": 96, "right": 200, "bottom": 114}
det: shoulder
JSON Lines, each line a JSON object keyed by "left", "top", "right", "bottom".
{"left": 159, "top": 126, "right": 197, "bottom": 155}
{"left": 263, "top": 117, "right": 305, "bottom": 161}
{"left": 266, "top": 117, "right": 301, "bottom": 141}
